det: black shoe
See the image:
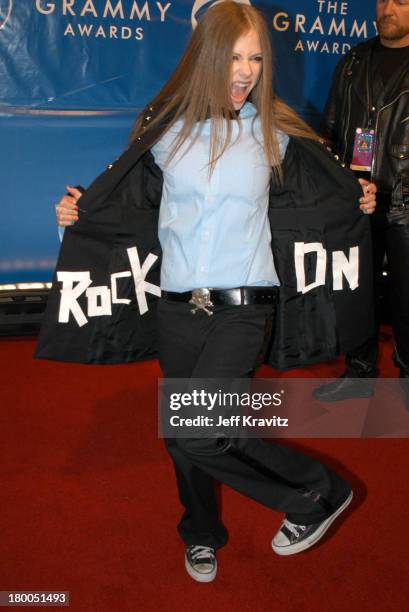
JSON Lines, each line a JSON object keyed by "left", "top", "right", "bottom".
{"left": 272, "top": 491, "right": 353, "bottom": 556}
{"left": 313, "top": 376, "right": 375, "bottom": 402}
{"left": 185, "top": 545, "right": 217, "bottom": 583}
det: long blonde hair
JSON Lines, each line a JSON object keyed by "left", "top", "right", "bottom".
{"left": 130, "top": 1, "right": 318, "bottom": 180}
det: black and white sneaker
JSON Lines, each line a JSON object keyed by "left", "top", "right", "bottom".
{"left": 272, "top": 491, "right": 353, "bottom": 556}
{"left": 185, "top": 545, "right": 217, "bottom": 582}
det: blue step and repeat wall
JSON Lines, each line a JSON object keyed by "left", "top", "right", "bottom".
{"left": 0, "top": 0, "right": 376, "bottom": 283}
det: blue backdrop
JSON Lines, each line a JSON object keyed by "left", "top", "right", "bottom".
{"left": 0, "top": 0, "right": 377, "bottom": 282}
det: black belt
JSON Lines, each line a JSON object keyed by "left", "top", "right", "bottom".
{"left": 162, "top": 287, "right": 279, "bottom": 315}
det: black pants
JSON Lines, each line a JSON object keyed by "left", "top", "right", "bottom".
{"left": 347, "top": 199, "right": 409, "bottom": 372}
{"left": 158, "top": 298, "right": 351, "bottom": 549}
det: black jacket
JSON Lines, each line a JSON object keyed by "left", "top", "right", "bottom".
{"left": 35, "top": 113, "right": 374, "bottom": 369}
{"left": 323, "top": 37, "right": 409, "bottom": 200}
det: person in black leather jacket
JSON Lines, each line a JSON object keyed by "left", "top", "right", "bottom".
{"left": 314, "top": 0, "right": 409, "bottom": 407}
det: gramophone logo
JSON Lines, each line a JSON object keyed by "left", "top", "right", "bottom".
{"left": 191, "top": 0, "right": 251, "bottom": 29}
{"left": 0, "top": 0, "right": 12, "bottom": 30}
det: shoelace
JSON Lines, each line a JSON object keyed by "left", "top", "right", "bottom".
{"left": 282, "top": 519, "right": 307, "bottom": 538}
{"left": 189, "top": 545, "right": 215, "bottom": 561}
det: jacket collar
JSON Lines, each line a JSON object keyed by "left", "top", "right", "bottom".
{"left": 348, "top": 36, "right": 409, "bottom": 107}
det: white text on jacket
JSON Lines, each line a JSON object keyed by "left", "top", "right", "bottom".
{"left": 56, "top": 243, "right": 359, "bottom": 326}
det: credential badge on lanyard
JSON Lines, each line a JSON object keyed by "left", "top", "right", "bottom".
{"left": 350, "top": 128, "right": 375, "bottom": 172}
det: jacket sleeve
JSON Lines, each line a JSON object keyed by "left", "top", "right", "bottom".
{"left": 321, "top": 54, "right": 350, "bottom": 152}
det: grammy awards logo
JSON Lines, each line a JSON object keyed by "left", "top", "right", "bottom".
{"left": 191, "top": 0, "right": 251, "bottom": 29}
{"left": 0, "top": 0, "right": 12, "bottom": 30}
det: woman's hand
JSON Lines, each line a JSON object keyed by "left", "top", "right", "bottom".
{"left": 55, "top": 185, "right": 82, "bottom": 227}
{"left": 358, "top": 179, "right": 377, "bottom": 215}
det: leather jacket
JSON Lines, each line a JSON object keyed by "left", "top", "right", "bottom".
{"left": 322, "top": 37, "right": 409, "bottom": 205}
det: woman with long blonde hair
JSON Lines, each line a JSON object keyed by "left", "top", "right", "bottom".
{"left": 52, "top": 1, "right": 376, "bottom": 582}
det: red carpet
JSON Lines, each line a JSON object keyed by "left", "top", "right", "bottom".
{"left": 1, "top": 326, "right": 408, "bottom": 611}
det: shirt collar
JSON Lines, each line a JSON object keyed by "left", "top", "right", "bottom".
{"left": 237, "top": 101, "right": 257, "bottom": 119}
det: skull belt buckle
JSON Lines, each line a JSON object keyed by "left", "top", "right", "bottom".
{"left": 189, "top": 288, "right": 214, "bottom": 316}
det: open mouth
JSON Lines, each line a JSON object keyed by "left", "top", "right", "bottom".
{"left": 231, "top": 82, "right": 251, "bottom": 106}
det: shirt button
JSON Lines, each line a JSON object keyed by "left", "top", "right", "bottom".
{"left": 200, "top": 266, "right": 206, "bottom": 272}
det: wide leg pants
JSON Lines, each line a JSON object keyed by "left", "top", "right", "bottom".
{"left": 158, "top": 298, "right": 351, "bottom": 549}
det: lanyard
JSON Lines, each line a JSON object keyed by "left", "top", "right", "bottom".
{"left": 365, "top": 46, "right": 377, "bottom": 129}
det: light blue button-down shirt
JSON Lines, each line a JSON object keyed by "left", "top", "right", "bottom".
{"left": 151, "top": 102, "right": 289, "bottom": 292}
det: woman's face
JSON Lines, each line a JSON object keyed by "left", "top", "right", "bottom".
{"left": 230, "top": 28, "right": 263, "bottom": 110}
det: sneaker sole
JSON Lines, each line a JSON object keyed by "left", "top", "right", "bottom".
{"left": 184, "top": 554, "right": 217, "bottom": 583}
{"left": 272, "top": 490, "right": 353, "bottom": 556}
